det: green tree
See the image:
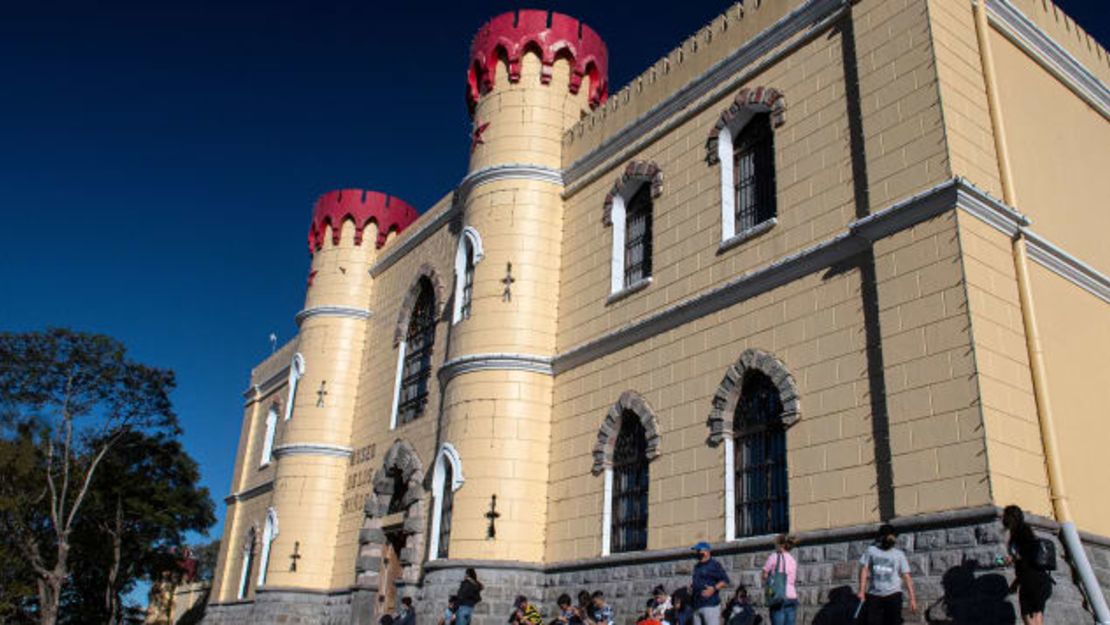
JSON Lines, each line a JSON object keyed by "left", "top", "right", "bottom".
{"left": 0, "top": 329, "right": 178, "bottom": 625}
{"left": 191, "top": 539, "right": 221, "bottom": 583}
{"left": 62, "top": 431, "right": 215, "bottom": 624}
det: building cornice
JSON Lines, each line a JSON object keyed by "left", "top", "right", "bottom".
{"left": 242, "top": 365, "right": 292, "bottom": 405}
{"left": 562, "top": 0, "right": 849, "bottom": 196}
{"left": 294, "top": 305, "right": 372, "bottom": 326}
{"left": 554, "top": 178, "right": 1108, "bottom": 373}
{"left": 438, "top": 353, "right": 555, "bottom": 384}
{"left": 986, "top": 0, "right": 1110, "bottom": 121}
{"left": 1024, "top": 230, "right": 1110, "bottom": 304}
{"left": 272, "top": 443, "right": 353, "bottom": 459}
{"left": 224, "top": 480, "right": 273, "bottom": 505}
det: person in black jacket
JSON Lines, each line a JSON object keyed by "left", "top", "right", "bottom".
{"left": 1003, "top": 505, "right": 1052, "bottom": 625}
{"left": 456, "top": 568, "right": 484, "bottom": 625}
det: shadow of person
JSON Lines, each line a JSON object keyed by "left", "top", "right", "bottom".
{"left": 811, "top": 585, "right": 862, "bottom": 625}
{"left": 925, "top": 560, "right": 1016, "bottom": 625}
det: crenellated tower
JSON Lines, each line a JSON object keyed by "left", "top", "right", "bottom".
{"left": 436, "top": 10, "right": 608, "bottom": 563}
{"left": 263, "top": 190, "right": 417, "bottom": 591}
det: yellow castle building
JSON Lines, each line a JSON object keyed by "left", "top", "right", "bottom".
{"left": 205, "top": 1, "right": 1110, "bottom": 624}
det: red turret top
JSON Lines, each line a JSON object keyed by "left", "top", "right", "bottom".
{"left": 307, "top": 189, "right": 419, "bottom": 254}
{"left": 467, "top": 9, "right": 608, "bottom": 115}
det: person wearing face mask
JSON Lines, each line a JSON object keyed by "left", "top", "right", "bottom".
{"left": 690, "top": 542, "right": 730, "bottom": 625}
{"left": 857, "top": 524, "right": 917, "bottom": 624}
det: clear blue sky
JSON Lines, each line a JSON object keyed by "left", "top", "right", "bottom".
{"left": 1, "top": 0, "right": 1105, "bottom": 547}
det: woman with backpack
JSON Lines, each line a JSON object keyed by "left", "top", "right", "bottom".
{"left": 760, "top": 534, "right": 798, "bottom": 625}
{"left": 1003, "top": 505, "right": 1053, "bottom": 625}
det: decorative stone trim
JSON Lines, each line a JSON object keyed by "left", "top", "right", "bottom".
{"left": 1024, "top": 230, "right": 1110, "bottom": 304}
{"left": 591, "top": 390, "right": 663, "bottom": 475}
{"left": 437, "top": 353, "right": 554, "bottom": 384}
{"left": 272, "top": 443, "right": 353, "bottom": 459}
{"left": 224, "top": 480, "right": 274, "bottom": 505}
{"left": 705, "top": 87, "right": 786, "bottom": 164}
{"left": 602, "top": 161, "right": 663, "bottom": 225}
{"left": 294, "top": 305, "right": 372, "bottom": 326}
{"left": 356, "top": 440, "right": 426, "bottom": 587}
{"left": 393, "top": 264, "right": 447, "bottom": 347}
{"left": 987, "top": 0, "right": 1110, "bottom": 121}
{"left": 706, "top": 349, "right": 800, "bottom": 445}
{"left": 457, "top": 163, "right": 564, "bottom": 207}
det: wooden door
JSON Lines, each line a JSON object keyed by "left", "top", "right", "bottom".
{"left": 377, "top": 530, "right": 405, "bottom": 615}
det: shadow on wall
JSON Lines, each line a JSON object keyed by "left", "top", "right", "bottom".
{"left": 923, "top": 561, "right": 1016, "bottom": 625}
{"left": 807, "top": 562, "right": 1015, "bottom": 624}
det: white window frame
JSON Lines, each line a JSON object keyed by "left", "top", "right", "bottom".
{"left": 284, "top": 353, "right": 305, "bottom": 421}
{"left": 724, "top": 436, "right": 737, "bottom": 541}
{"left": 237, "top": 527, "right": 255, "bottom": 600}
{"left": 452, "top": 226, "right": 485, "bottom": 325}
{"left": 260, "top": 407, "right": 278, "bottom": 467}
{"left": 717, "top": 111, "right": 777, "bottom": 246}
{"left": 428, "top": 443, "right": 465, "bottom": 561}
{"left": 389, "top": 341, "right": 406, "bottom": 431}
{"left": 257, "top": 507, "right": 278, "bottom": 587}
{"left": 600, "top": 466, "right": 614, "bottom": 556}
{"left": 608, "top": 180, "right": 655, "bottom": 297}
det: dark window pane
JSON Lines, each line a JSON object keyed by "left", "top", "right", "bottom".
{"left": 734, "top": 371, "right": 789, "bottom": 537}
{"left": 460, "top": 244, "right": 475, "bottom": 320}
{"left": 397, "top": 279, "right": 436, "bottom": 425}
{"left": 733, "top": 113, "right": 776, "bottom": 234}
{"left": 387, "top": 467, "right": 408, "bottom": 515}
{"left": 623, "top": 185, "right": 653, "bottom": 287}
{"left": 611, "top": 413, "right": 649, "bottom": 553}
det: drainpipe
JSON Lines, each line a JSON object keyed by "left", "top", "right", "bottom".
{"left": 973, "top": 2, "right": 1110, "bottom": 622}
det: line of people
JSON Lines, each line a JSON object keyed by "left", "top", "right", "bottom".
{"left": 422, "top": 508, "right": 1050, "bottom": 625}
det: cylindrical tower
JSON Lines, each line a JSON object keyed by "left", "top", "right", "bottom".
{"left": 263, "top": 190, "right": 417, "bottom": 590}
{"left": 437, "top": 9, "right": 608, "bottom": 563}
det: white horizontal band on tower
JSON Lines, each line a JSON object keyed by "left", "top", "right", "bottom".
{"left": 271, "top": 443, "right": 353, "bottom": 459}
{"left": 438, "top": 353, "right": 555, "bottom": 384}
{"left": 294, "top": 306, "right": 372, "bottom": 326}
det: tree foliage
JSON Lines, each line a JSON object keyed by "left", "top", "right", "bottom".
{"left": 0, "top": 329, "right": 212, "bottom": 625}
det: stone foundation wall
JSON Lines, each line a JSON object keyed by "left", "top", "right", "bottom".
{"left": 201, "top": 509, "right": 1108, "bottom": 625}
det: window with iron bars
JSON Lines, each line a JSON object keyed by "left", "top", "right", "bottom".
{"left": 437, "top": 462, "right": 454, "bottom": 558}
{"left": 733, "top": 113, "right": 776, "bottom": 234}
{"left": 397, "top": 279, "right": 436, "bottom": 426}
{"left": 460, "top": 244, "right": 475, "bottom": 321}
{"left": 611, "top": 413, "right": 649, "bottom": 553}
{"left": 734, "top": 371, "right": 789, "bottom": 537}
{"left": 624, "top": 184, "right": 653, "bottom": 288}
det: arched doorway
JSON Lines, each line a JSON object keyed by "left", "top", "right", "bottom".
{"left": 355, "top": 440, "right": 425, "bottom": 619}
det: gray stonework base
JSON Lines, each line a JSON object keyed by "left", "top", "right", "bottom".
{"left": 201, "top": 509, "right": 1110, "bottom": 625}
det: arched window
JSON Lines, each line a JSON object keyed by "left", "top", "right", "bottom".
{"left": 609, "top": 413, "right": 649, "bottom": 554}
{"left": 606, "top": 163, "right": 661, "bottom": 297}
{"left": 710, "top": 88, "right": 784, "bottom": 245}
{"left": 732, "top": 113, "right": 776, "bottom": 234}
{"left": 623, "top": 185, "right": 653, "bottom": 287}
{"left": 392, "top": 279, "right": 437, "bottom": 428}
{"left": 452, "top": 227, "right": 484, "bottom": 325}
{"left": 237, "top": 527, "right": 256, "bottom": 600}
{"left": 284, "top": 353, "right": 305, "bottom": 421}
{"left": 257, "top": 508, "right": 278, "bottom": 587}
{"left": 259, "top": 407, "right": 278, "bottom": 467}
{"left": 733, "top": 371, "right": 788, "bottom": 537}
{"left": 429, "top": 443, "right": 464, "bottom": 561}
